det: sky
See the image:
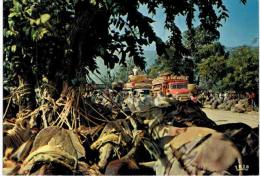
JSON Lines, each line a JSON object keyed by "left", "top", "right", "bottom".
{"left": 140, "top": 0, "right": 259, "bottom": 50}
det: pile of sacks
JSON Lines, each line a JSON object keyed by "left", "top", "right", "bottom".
{"left": 3, "top": 90, "right": 259, "bottom": 175}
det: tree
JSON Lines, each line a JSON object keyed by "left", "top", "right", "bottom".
{"left": 4, "top": 0, "right": 76, "bottom": 110}
{"left": 198, "top": 55, "right": 228, "bottom": 90}
{"left": 183, "top": 26, "right": 220, "bottom": 52}
{"left": 147, "top": 47, "right": 195, "bottom": 82}
{"left": 183, "top": 25, "right": 227, "bottom": 84}
{"left": 198, "top": 46, "right": 258, "bottom": 93}
{"left": 148, "top": 25, "right": 227, "bottom": 82}
{"left": 222, "top": 46, "right": 258, "bottom": 93}
{"left": 147, "top": 59, "right": 168, "bottom": 79}
{"left": 147, "top": 48, "right": 177, "bottom": 79}
{"left": 4, "top": 0, "right": 246, "bottom": 110}
{"left": 114, "top": 59, "right": 135, "bottom": 83}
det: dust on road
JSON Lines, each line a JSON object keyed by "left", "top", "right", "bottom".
{"left": 202, "top": 108, "right": 259, "bottom": 128}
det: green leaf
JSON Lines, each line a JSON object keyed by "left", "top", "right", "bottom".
{"left": 8, "top": 12, "right": 18, "bottom": 18}
{"left": 38, "top": 28, "right": 49, "bottom": 39}
{"left": 90, "top": 0, "right": 96, "bottom": 5}
{"left": 31, "top": 29, "right": 37, "bottom": 41}
{"left": 40, "top": 14, "right": 51, "bottom": 24}
{"left": 25, "top": 7, "right": 32, "bottom": 16}
{"left": 11, "top": 45, "right": 16, "bottom": 53}
{"left": 13, "top": 0, "right": 22, "bottom": 11}
{"left": 29, "top": 19, "right": 36, "bottom": 25}
{"left": 36, "top": 18, "right": 41, "bottom": 25}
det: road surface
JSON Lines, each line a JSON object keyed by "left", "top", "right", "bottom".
{"left": 202, "top": 108, "right": 259, "bottom": 128}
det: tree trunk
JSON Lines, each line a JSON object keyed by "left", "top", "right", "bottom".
{"left": 17, "top": 73, "right": 36, "bottom": 112}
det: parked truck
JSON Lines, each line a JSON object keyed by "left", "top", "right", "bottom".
{"left": 123, "top": 67, "right": 152, "bottom": 96}
{"left": 152, "top": 73, "right": 190, "bottom": 101}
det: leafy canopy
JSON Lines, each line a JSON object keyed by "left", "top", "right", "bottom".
{"left": 198, "top": 46, "right": 258, "bottom": 92}
{"left": 4, "top": 0, "right": 245, "bottom": 87}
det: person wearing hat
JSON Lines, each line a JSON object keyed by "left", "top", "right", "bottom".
{"left": 190, "top": 89, "right": 203, "bottom": 107}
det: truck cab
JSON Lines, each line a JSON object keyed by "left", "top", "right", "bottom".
{"left": 167, "top": 80, "right": 190, "bottom": 101}
{"left": 133, "top": 88, "right": 151, "bottom": 97}
{"left": 152, "top": 74, "right": 190, "bottom": 101}
{"left": 123, "top": 67, "right": 152, "bottom": 96}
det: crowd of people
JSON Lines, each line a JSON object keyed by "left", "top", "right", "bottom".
{"left": 85, "top": 86, "right": 258, "bottom": 114}
{"left": 197, "top": 90, "right": 258, "bottom": 113}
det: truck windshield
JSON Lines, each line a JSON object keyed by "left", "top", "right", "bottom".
{"left": 140, "top": 90, "right": 150, "bottom": 95}
{"left": 169, "top": 83, "right": 187, "bottom": 89}
{"left": 134, "top": 90, "right": 150, "bottom": 95}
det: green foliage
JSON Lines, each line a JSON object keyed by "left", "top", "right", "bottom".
{"left": 100, "top": 71, "right": 116, "bottom": 87}
{"left": 223, "top": 47, "right": 258, "bottom": 92}
{"left": 198, "top": 46, "right": 258, "bottom": 92}
{"left": 4, "top": 0, "right": 76, "bottom": 89}
{"left": 147, "top": 58, "right": 172, "bottom": 78}
{"left": 183, "top": 26, "right": 226, "bottom": 83}
{"left": 148, "top": 25, "right": 226, "bottom": 82}
{"left": 147, "top": 47, "right": 194, "bottom": 81}
{"left": 198, "top": 55, "right": 227, "bottom": 90}
{"left": 113, "top": 59, "right": 135, "bottom": 82}
{"left": 183, "top": 26, "right": 220, "bottom": 51}
{"left": 4, "top": 0, "right": 247, "bottom": 91}
{"left": 195, "top": 42, "right": 226, "bottom": 62}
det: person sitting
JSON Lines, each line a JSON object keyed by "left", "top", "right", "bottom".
{"left": 190, "top": 94, "right": 198, "bottom": 103}
{"left": 190, "top": 92, "right": 203, "bottom": 108}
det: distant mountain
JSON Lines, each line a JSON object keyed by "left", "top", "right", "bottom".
{"left": 225, "top": 45, "right": 259, "bottom": 52}
{"left": 143, "top": 50, "right": 157, "bottom": 69}
{"left": 144, "top": 46, "right": 259, "bottom": 68}
{"left": 88, "top": 50, "right": 157, "bottom": 83}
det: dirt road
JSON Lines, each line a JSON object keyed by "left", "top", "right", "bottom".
{"left": 202, "top": 108, "right": 259, "bottom": 128}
